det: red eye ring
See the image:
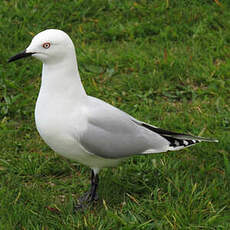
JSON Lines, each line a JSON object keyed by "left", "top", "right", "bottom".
{"left": 42, "top": 42, "right": 50, "bottom": 49}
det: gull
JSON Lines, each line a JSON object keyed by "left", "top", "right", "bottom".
{"left": 9, "top": 29, "right": 218, "bottom": 208}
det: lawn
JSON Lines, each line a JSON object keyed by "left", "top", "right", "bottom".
{"left": 0, "top": 0, "right": 230, "bottom": 229}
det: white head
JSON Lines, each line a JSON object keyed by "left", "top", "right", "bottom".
{"left": 9, "top": 29, "right": 76, "bottom": 65}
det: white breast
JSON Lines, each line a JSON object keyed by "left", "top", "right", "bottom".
{"left": 35, "top": 90, "right": 87, "bottom": 157}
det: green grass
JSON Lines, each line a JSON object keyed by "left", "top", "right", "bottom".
{"left": 1, "top": 0, "right": 230, "bottom": 229}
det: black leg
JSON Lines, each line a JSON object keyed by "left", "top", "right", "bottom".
{"left": 89, "top": 170, "right": 99, "bottom": 201}
{"left": 75, "top": 169, "right": 99, "bottom": 210}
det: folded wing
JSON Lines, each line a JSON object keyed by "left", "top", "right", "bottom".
{"left": 80, "top": 96, "right": 169, "bottom": 159}
{"left": 79, "top": 96, "right": 217, "bottom": 159}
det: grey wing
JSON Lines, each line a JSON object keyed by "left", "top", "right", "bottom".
{"left": 79, "top": 96, "right": 169, "bottom": 159}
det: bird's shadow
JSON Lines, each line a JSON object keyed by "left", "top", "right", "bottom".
{"left": 97, "top": 157, "right": 162, "bottom": 208}
{"left": 45, "top": 156, "right": 164, "bottom": 211}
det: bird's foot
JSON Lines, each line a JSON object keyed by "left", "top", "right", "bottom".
{"left": 74, "top": 191, "right": 99, "bottom": 211}
{"left": 74, "top": 169, "right": 99, "bottom": 211}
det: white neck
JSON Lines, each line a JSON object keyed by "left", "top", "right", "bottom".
{"left": 40, "top": 54, "right": 87, "bottom": 102}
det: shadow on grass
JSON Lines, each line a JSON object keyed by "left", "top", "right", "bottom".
{"left": 96, "top": 158, "right": 161, "bottom": 208}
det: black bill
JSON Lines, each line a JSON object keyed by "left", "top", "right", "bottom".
{"left": 8, "top": 50, "right": 35, "bottom": 63}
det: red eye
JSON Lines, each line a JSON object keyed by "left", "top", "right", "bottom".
{"left": 42, "top": 42, "right": 50, "bottom": 49}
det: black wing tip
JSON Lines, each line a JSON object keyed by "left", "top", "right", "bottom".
{"left": 138, "top": 121, "right": 218, "bottom": 146}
